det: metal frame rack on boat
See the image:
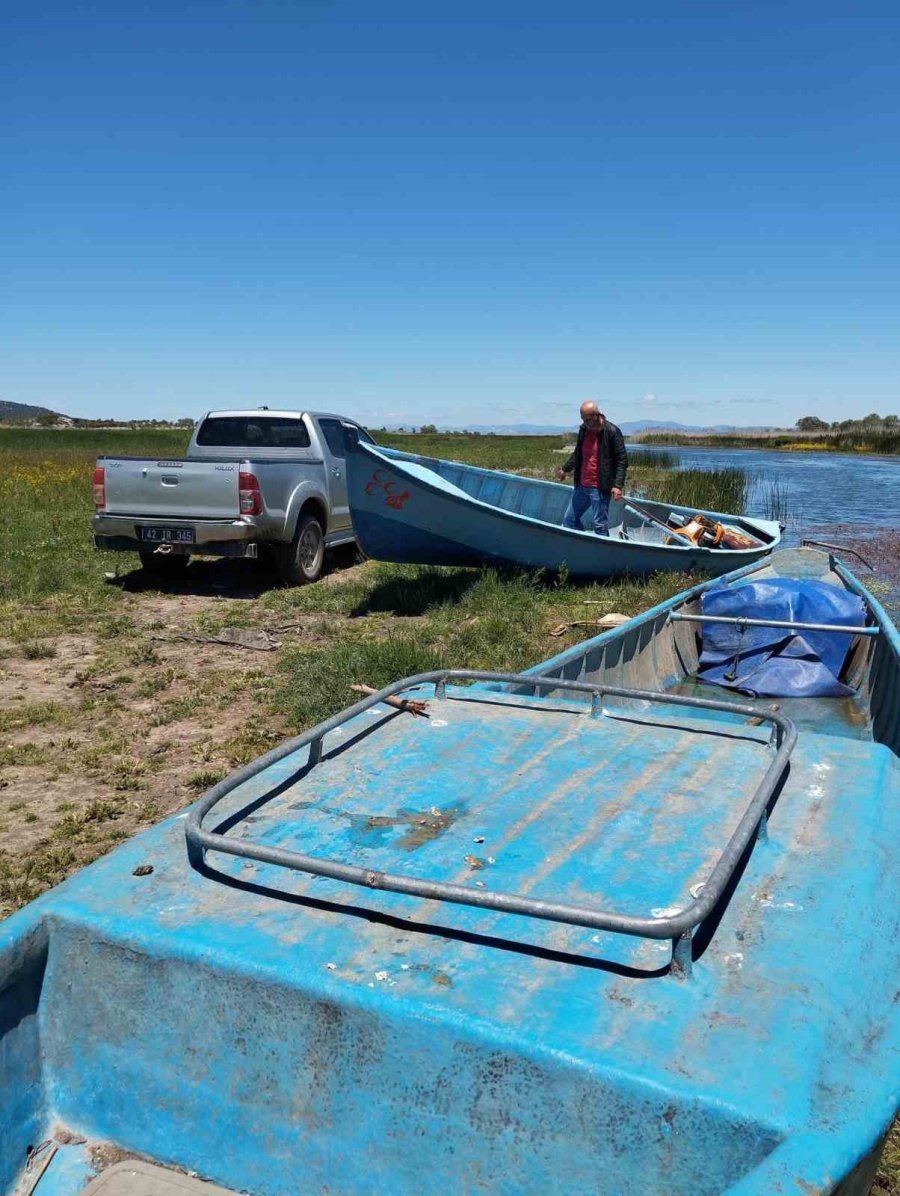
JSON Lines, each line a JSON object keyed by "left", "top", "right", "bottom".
{"left": 185, "top": 670, "right": 797, "bottom": 979}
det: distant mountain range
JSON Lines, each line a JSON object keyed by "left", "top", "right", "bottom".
{"left": 0, "top": 400, "right": 70, "bottom": 423}
{"left": 1, "top": 401, "right": 780, "bottom": 436}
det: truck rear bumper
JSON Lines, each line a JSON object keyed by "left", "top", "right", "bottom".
{"left": 92, "top": 515, "right": 258, "bottom": 557}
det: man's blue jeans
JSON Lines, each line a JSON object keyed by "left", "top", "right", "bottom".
{"left": 562, "top": 485, "right": 611, "bottom": 535}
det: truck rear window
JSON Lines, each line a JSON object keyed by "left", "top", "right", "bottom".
{"left": 195, "top": 417, "right": 312, "bottom": 449}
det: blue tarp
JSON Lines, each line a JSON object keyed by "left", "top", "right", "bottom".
{"left": 697, "top": 578, "right": 867, "bottom": 697}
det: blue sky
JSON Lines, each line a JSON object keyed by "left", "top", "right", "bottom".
{"left": 5, "top": 1, "right": 900, "bottom": 427}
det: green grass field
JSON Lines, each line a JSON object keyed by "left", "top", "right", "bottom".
{"left": 1, "top": 423, "right": 722, "bottom": 910}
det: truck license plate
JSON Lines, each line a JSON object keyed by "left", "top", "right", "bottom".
{"left": 138, "top": 526, "right": 195, "bottom": 545}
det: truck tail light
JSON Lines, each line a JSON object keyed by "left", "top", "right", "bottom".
{"left": 92, "top": 466, "right": 106, "bottom": 510}
{"left": 239, "top": 471, "right": 263, "bottom": 516}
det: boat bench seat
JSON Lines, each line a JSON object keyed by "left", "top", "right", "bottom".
{"left": 398, "top": 459, "right": 471, "bottom": 499}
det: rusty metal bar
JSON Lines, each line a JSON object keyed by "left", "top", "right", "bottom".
{"left": 671, "top": 931, "right": 694, "bottom": 979}
{"left": 800, "top": 539, "right": 875, "bottom": 570}
{"left": 185, "top": 670, "right": 796, "bottom": 977}
{"left": 624, "top": 502, "right": 695, "bottom": 544}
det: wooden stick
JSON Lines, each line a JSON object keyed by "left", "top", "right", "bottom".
{"left": 549, "top": 613, "right": 631, "bottom": 637}
{"left": 350, "top": 684, "right": 430, "bottom": 717}
{"left": 550, "top": 620, "right": 606, "bottom": 637}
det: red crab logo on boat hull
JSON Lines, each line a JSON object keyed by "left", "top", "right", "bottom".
{"left": 365, "top": 470, "right": 411, "bottom": 511}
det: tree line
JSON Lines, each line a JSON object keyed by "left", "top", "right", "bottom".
{"left": 797, "top": 413, "right": 898, "bottom": 431}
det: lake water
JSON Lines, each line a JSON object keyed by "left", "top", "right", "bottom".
{"left": 630, "top": 443, "right": 899, "bottom": 612}
{"left": 630, "top": 444, "right": 900, "bottom": 542}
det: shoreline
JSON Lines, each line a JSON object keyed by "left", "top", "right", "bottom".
{"left": 628, "top": 437, "right": 900, "bottom": 458}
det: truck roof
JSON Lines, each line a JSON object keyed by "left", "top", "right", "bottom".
{"left": 197, "top": 409, "right": 361, "bottom": 423}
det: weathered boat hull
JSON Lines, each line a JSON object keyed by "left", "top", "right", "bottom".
{"left": 1, "top": 549, "right": 897, "bottom": 1195}
{"left": 345, "top": 433, "right": 782, "bottom": 578}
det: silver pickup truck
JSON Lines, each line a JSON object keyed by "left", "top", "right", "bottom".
{"left": 92, "top": 409, "right": 372, "bottom": 584}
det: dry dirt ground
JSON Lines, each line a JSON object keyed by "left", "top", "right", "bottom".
{"left": 0, "top": 557, "right": 370, "bottom": 915}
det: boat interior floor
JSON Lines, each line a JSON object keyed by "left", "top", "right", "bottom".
{"left": 666, "top": 675, "right": 873, "bottom": 740}
{"left": 84, "top": 1162, "right": 236, "bottom": 1196}
{"left": 20, "top": 1149, "right": 240, "bottom": 1195}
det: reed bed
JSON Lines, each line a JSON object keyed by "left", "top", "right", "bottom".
{"left": 637, "top": 428, "right": 900, "bottom": 455}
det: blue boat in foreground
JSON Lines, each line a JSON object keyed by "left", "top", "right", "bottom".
{"left": 2, "top": 548, "right": 897, "bottom": 1194}
{"left": 344, "top": 430, "right": 783, "bottom": 578}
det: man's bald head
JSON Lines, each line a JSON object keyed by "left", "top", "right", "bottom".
{"left": 580, "top": 401, "right": 604, "bottom": 426}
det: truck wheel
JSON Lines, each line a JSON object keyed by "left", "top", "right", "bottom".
{"left": 276, "top": 514, "right": 325, "bottom": 585}
{"left": 139, "top": 551, "right": 190, "bottom": 578}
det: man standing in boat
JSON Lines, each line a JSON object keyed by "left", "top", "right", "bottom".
{"left": 556, "top": 401, "right": 628, "bottom": 535}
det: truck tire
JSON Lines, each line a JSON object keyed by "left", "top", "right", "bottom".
{"left": 276, "top": 513, "right": 325, "bottom": 585}
{"left": 139, "top": 550, "right": 190, "bottom": 578}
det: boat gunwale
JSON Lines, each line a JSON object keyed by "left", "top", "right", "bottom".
{"left": 834, "top": 555, "right": 900, "bottom": 659}
{"left": 526, "top": 549, "right": 898, "bottom": 686}
{"left": 523, "top": 557, "right": 773, "bottom": 681}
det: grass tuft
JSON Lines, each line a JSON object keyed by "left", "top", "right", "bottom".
{"left": 187, "top": 768, "right": 227, "bottom": 789}
{"left": 0, "top": 743, "right": 50, "bottom": 769}
{"left": 21, "top": 640, "right": 58, "bottom": 660}
{"left": 0, "top": 702, "right": 71, "bottom": 733}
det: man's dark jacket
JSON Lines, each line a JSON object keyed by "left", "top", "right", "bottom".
{"left": 562, "top": 421, "right": 628, "bottom": 491}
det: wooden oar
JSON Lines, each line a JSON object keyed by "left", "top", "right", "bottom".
{"left": 350, "top": 684, "right": 430, "bottom": 717}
